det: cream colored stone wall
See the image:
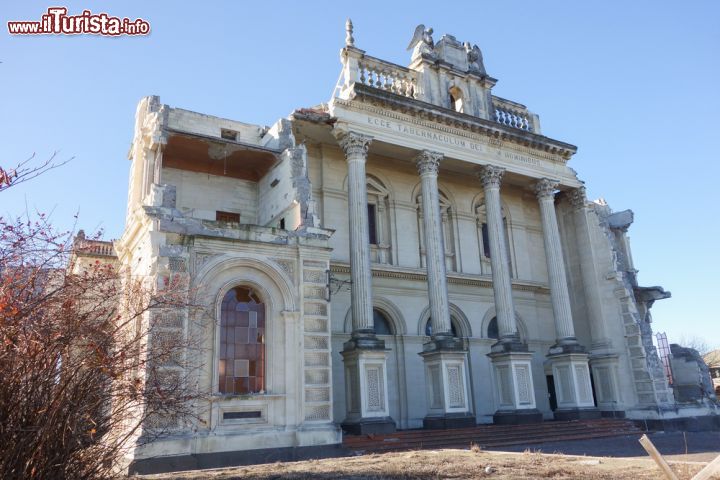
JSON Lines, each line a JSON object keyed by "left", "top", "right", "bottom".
{"left": 167, "top": 108, "right": 264, "bottom": 144}
{"left": 162, "top": 167, "right": 258, "bottom": 223}
{"left": 311, "top": 146, "right": 550, "bottom": 283}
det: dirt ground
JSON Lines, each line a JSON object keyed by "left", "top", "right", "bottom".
{"left": 142, "top": 448, "right": 719, "bottom": 479}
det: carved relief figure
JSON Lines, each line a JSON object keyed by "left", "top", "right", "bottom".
{"left": 464, "top": 42, "right": 486, "bottom": 75}
{"left": 407, "top": 24, "right": 436, "bottom": 59}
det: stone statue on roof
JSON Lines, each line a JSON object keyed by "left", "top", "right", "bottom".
{"left": 407, "top": 24, "right": 436, "bottom": 60}
{"left": 464, "top": 42, "right": 486, "bottom": 75}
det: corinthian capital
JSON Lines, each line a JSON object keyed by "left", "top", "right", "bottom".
{"left": 568, "top": 186, "right": 587, "bottom": 211}
{"left": 337, "top": 131, "right": 372, "bottom": 158}
{"left": 534, "top": 178, "right": 559, "bottom": 200}
{"left": 415, "top": 150, "right": 443, "bottom": 176}
{"left": 478, "top": 165, "right": 505, "bottom": 188}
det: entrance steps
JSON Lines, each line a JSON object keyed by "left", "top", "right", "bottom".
{"left": 342, "top": 418, "right": 643, "bottom": 453}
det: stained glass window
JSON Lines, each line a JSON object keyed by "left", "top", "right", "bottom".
{"left": 218, "top": 287, "right": 265, "bottom": 394}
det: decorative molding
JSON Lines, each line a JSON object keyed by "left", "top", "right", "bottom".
{"left": 478, "top": 165, "right": 505, "bottom": 189}
{"left": 567, "top": 186, "right": 587, "bottom": 211}
{"left": 336, "top": 131, "right": 372, "bottom": 158}
{"left": 534, "top": 178, "right": 559, "bottom": 200}
{"left": 415, "top": 150, "right": 444, "bottom": 176}
{"left": 194, "top": 251, "right": 219, "bottom": 272}
{"left": 271, "top": 257, "right": 295, "bottom": 279}
{"left": 345, "top": 18, "right": 354, "bottom": 47}
{"left": 333, "top": 96, "right": 574, "bottom": 162}
{"left": 447, "top": 364, "right": 465, "bottom": 408}
{"left": 329, "top": 262, "right": 550, "bottom": 293}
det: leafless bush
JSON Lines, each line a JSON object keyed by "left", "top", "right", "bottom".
{"left": 0, "top": 214, "right": 204, "bottom": 479}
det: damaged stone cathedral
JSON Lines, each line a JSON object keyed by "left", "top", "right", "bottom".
{"left": 89, "top": 21, "right": 717, "bottom": 472}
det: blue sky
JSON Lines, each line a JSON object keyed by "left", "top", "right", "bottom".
{"left": 2, "top": 1, "right": 718, "bottom": 346}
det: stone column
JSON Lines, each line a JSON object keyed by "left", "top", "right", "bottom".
{"left": 479, "top": 165, "right": 541, "bottom": 424}
{"left": 478, "top": 166, "right": 520, "bottom": 347}
{"left": 534, "top": 179, "right": 577, "bottom": 346}
{"left": 416, "top": 151, "right": 452, "bottom": 339}
{"left": 336, "top": 131, "right": 395, "bottom": 434}
{"left": 535, "top": 178, "right": 599, "bottom": 420}
{"left": 568, "top": 187, "right": 622, "bottom": 415}
{"left": 341, "top": 132, "right": 375, "bottom": 339}
{"left": 417, "top": 150, "right": 474, "bottom": 429}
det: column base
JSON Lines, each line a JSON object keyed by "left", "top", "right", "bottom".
{"left": 493, "top": 409, "right": 543, "bottom": 425}
{"left": 423, "top": 413, "right": 476, "bottom": 430}
{"left": 343, "top": 330, "right": 386, "bottom": 350}
{"left": 553, "top": 407, "right": 601, "bottom": 421}
{"left": 419, "top": 349, "right": 473, "bottom": 423}
{"left": 547, "top": 351, "right": 596, "bottom": 412}
{"left": 548, "top": 342, "right": 587, "bottom": 355}
{"left": 490, "top": 335, "right": 528, "bottom": 354}
{"left": 423, "top": 335, "right": 465, "bottom": 352}
{"left": 488, "top": 350, "right": 539, "bottom": 418}
{"left": 341, "top": 417, "right": 396, "bottom": 435}
{"left": 341, "top": 346, "right": 394, "bottom": 433}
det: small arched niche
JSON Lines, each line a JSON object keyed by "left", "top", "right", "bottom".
{"left": 449, "top": 86, "right": 464, "bottom": 113}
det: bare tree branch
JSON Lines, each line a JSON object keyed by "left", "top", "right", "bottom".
{"left": 1, "top": 152, "right": 72, "bottom": 192}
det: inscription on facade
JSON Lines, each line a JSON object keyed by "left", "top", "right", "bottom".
{"left": 366, "top": 115, "right": 544, "bottom": 168}
{"left": 367, "top": 116, "right": 486, "bottom": 152}
{"left": 504, "top": 151, "right": 540, "bottom": 166}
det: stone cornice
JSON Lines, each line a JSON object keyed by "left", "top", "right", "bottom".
{"left": 330, "top": 262, "right": 550, "bottom": 293}
{"left": 340, "top": 83, "right": 577, "bottom": 161}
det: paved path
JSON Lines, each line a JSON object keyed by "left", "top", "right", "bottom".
{"left": 488, "top": 431, "right": 720, "bottom": 463}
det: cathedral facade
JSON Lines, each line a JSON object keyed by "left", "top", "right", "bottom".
{"left": 112, "top": 22, "right": 716, "bottom": 472}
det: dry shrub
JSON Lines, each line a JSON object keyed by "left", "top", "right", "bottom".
{"left": 0, "top": 215, "right": 204, "bottom": 479}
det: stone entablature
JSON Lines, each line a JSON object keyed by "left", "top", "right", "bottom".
{"left": 329, "top": 98, "right": 579, "bottom": 187}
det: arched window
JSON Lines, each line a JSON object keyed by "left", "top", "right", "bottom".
{"left": 417, "top": 189, "right": 457, "bottom": 272}
{"left": 475, "top": 200, "right": 514, "bottom": 277}
{"left": 487, "top": 317, "right": 499, "bottom": 340}
{"left": 367, "top": 175, "right": 392, "bottom": 265}
{"left": 486, "top": 315, "right": 526, "bottom": 341}
{"left": 218, "top": 286, "right": 265, "bottom": 395}
{"left": 425, "top": 318, "right": 460, "bottom": 337}
{"left": 373, "top": 308, "right": 394, "bottom": 335}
